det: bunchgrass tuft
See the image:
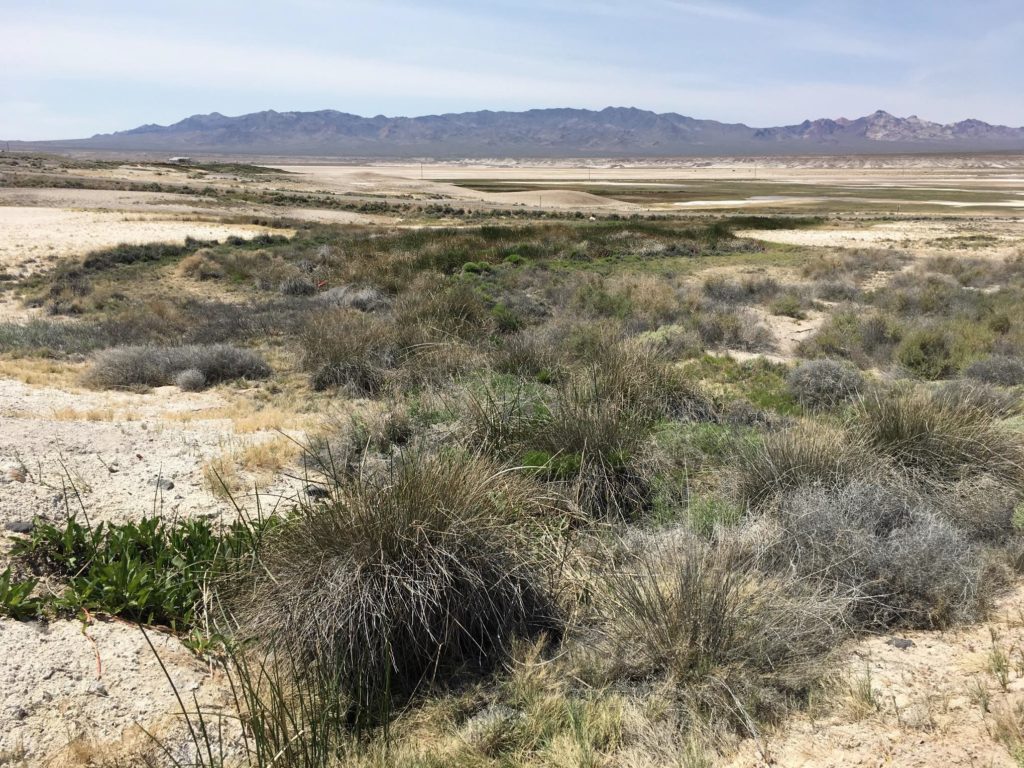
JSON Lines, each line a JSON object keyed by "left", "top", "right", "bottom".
{"left": 227, "top": 450, "right": 561, "bottom": 723}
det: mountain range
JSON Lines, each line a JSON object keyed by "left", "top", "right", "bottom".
{"left": 11, "top": 108, "right": 1024, "bottom": 157}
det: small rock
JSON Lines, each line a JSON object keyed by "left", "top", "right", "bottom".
{"left": 154, "top": 477, "right": 175, "bottom": 491}
{"left": 886, "top": 637, "right": 915, "bottom": 650}
{"left": 3, "top": 465, "right": 26, "bottom": 483}
{"left": 88, "top": 681, "right": 108, "bottom": 697}
{"left": 305, "top": 485, "right": 330, "bottom": 500}
{"left": 4, "top": 520, "right": 34, "bottom": 534}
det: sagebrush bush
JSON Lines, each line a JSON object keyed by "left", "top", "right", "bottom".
{"left": 229, "top": 452, "right": 559, "bottom": 720}
{"left": 86, "top": 344, "right": 271, "bottom": 389}
{"left": 964, "top": 355, "right": 1024, "bottom": 386}
{"left": 944, "top": 474, "right": 1021, "bottom": 543}
{"left": 278, "top": 275, "right": 317, "bottom": 296}
{"left": 317, "top": 285, "right": 388, "bottom": 312}
{"left": 786, "top": 359, "right": 864, "bottom": 410}
{"left": 771, "top": 481, "right": 988, "bottom": 629}
{"left": 174, "top": 368, "right": 207, "bottom": 392}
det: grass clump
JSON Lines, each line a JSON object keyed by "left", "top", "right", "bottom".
{"left": 855, "top": 386, "right": 1024, "bottom": 487}
{"left": 787, "top": 359, "right": 864, "bottom": 410}
{"left": 86, "top": 344, "right": 270, "bottom": 389}
{"left": 174, "top": 367, "right": 207, "bottom": 392}
{"left": 733, "top": 422, "right": 872, "bottom": 510}
{"left": 593, "top": 533, "right": 847, "bottom": 739}
{"left": 229, "top": 451, "right": 560, "bottom": 721}
{"left": 896, "top": 327, "right": 955, "bottom": 380}
{"left": 301, "top": 309, "right": 397, "bottom": 394}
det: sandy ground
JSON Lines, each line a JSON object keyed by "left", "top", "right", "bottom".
{"left": 727, "top": 583, "right": 1024, "bottom": 768}
{"left": 0, "top": 378, "right": 304, "bottom": 533}
{"left": 0, "top": 617, "right": 235, "bottom": 765}
{"left": 0, "top": 379, "right": 304, "bottom": 763}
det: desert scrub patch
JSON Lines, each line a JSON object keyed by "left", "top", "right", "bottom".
{"left": 964, "top": 354, "right": 1024, "bottom": 387}
{"left": 300, "top": 308, "right": 397, "bottom": 394}
{"left": 86, "top": 343, "right": 271, "bottom": 390}
{"left": 769, "top": 481, "right": 990, "bottom": 630}
{"left": 855, "top": 385, "right": 1024, "bottom": 487}
{"left": 732, "top": 422, "right": 874, "bottom": 510}
{"left": 768, "top": 292, "right": 808, "bottom": 319}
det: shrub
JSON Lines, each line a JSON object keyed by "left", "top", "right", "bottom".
{"left": 176, "top": 249, "right": 225, "bottom": 280}
{"left": 896, "top": 328, "right": 955, "bottom": 379}
{"left": 229, "top": 452, "right": 559, "bottom": 720}
{"left": 594, "top": 533, "right": 847, "bottom": 735}
{"left": 768, "top": 293, "right": 807, "bottom": 320}
{"left": 492, "top": 331, "right": 562, "bottom": 381}
{"left": 394, "top": 274, "right": 491, "bottom": 344}
{"left": 86, "top": 344, "right": 271, "bottom": 389}
{"left": 786, "top": 359, "right": 864, "bottom": 410}
{"left": 855, "top": 387, "right": 1024, "bottom": 487}
{"left": 733, "top": 423, "right": 873, "bottom": 509}
{"left": 491, "top": 303, "right": 524, "bottom": 334}
{"left": 279, "top": 275, "right": 317, "bottom": 296}
{"left": 944, "top": 474, "right": 1021, "bottom": 543}
{"left": 964, "top": 355, "right": 1024, "bottom": 387}
{"left": 814, "top": 280, "right": 859, "bottom": 302}
{"left": 771, "top": 481, "right": 988, "bottom": 629}
{"left": 174, "top": 368, "right": 207, "bottom": 392}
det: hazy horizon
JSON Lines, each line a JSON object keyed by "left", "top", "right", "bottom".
{"left": 3, "top": 0, "right": 1023, "bottom": 140}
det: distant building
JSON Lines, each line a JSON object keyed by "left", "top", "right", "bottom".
{"left": 168, "top": 156, "right": 192, "bottom": 164}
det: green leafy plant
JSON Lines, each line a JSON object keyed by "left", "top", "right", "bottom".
{"left": 13, "top": 515, "right": 271, "bottom": 631}
{"left": 0, "top": 567, "right": 41, "bottom": 620}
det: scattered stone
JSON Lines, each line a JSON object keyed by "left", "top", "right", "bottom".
{"left": 2, "top": 465, "right": 26, "bottom": 483}
{"left": 4, "top": 520, "right": 34, "bottom": 534}
{"left": 305, "top": 485, "right": 330, "bottom": 499}
{"left": 154, "top": 477, "right": 175, "bottom": 491}
{"left": 887, "top": 637, "right": 915, "bottom": 650}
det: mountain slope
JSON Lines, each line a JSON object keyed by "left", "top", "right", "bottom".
{"left": 12, "top": 108, "right": 1024, "bottom": 156}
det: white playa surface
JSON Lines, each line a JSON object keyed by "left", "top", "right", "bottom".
{"left": 0, "top": 206, "right": 283, "bottom": 278}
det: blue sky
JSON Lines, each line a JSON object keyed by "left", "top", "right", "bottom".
{"left": 3, "top": 0, "right": 1023, "bottom": 139}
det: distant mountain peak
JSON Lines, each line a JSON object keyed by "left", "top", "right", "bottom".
{"left": 22, "top": 107, "right": 1024, "bottom": 157}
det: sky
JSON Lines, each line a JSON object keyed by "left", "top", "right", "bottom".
{"left": 2, "top": 0, "right": 1023, "bottom": 140}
